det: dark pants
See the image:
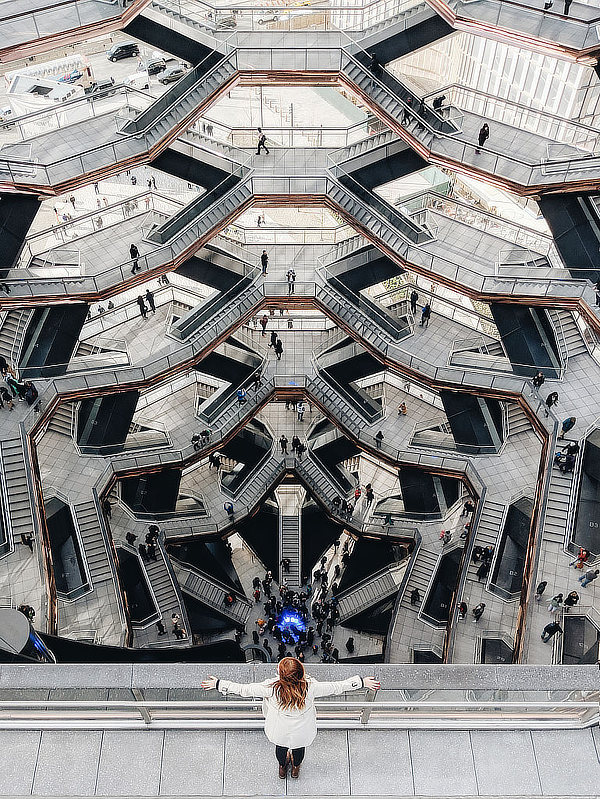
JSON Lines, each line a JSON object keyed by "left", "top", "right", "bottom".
{"left": 275, "top": 746, "right": 305, "bottom": 767}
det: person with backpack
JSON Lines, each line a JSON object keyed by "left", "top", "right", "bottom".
{"left": 420, "top": 303, "right": 431, "bottom": 327}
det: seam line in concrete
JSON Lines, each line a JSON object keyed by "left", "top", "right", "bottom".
{"left": 157, "top": 728, "right": 166, "bottom": 797}
{"left": 407, "top": 729, "right": 415, "bottom": 796}
{"left": 29, "top": 730, "right": 43, "bottom": 797}
{"left": 468, "top": 730, "right": 480, "bottom": 797}
{"left": 93, "top": 729, "right": 104, "bottom": 797}
{"left": 528, "top": 729, "right": 544, "bottom": 797}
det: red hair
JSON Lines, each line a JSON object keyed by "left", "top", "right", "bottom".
{"left": 273, "top": 657, "right": 308, "bottom": 710}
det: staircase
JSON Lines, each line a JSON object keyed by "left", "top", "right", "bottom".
{"left": 73, "top": 501, "right": 114, "bottom": 586}
{"left": 0, "top": 436, "right": 35, "bottom": 542}
{"left": 143, "top": 546, "right": 191, "bottom": 640}
{"left": 543, "top": 467, "right": 574, "bottom": 547}
{"left": 401, "top": 548, "right": 439, "bottom": 610}
{"left": 280, "top": 515, "right": 301, "bottom": 587}
{"left": 357, "top": 0, "right": 432, "bottom": 39}
{"left": 506, "top": 403, "right": 530, "bottom": 437}
{"left": 47, "top": 403, "right": 74, "bottom": 438}
{"left": 277, "top": 485, "right": 304, "bottom": 588}
{"left": 466, "top": 499, "right": 505, "bottom": 581}
{"left": 122, "top": 55, "right": 237, "bottom": 143}
{"left": 295, "top": 454, "right": 347, "bottom": 510}
{"left": 332, "top": 130, "right": 397, "bottom": 163}
{"left": 337, "top": 563, "right": 406, "bottom": 622}
{"left": 323, "top": 234, "right": 368, "bottom": 265}
{"left": 548, "top": 308, "right": 589, "bottom": 363}
{"left": 150, "top": 0, "right": 217, "bottom": 34}
{"left": 173, "top": 561, "right": 252, "bottom": 626}
{"left": 0, "top": 309, "right": 32, "bottom": 366}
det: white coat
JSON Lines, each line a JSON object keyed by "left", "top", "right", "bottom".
{"left": 217, "top": 674, "right": 364, "bottom": 749}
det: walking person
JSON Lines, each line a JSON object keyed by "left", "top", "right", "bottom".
{"left": 534, "top": 580, "right": 547, "bottom": 601}
{"left": 420, "top": 303, "right": 431, "bottom": 328}
{"left": 410, "top": 289, "right": 418, "bottom": 315}
{"left": 545, "top": 392, "right": 559, "bottom": 416}
{"left": 0, "top": 386, "right": 14, "bottom": 410}
{"left": 280, "top": 435, "right": 288, "bottom": 454}
{"left": 532, "top": 371, "right": 545, "bottom": 389}
{"left": 375, "top": 430, "right": 384, "bottom": 449}
{"left": 563, "top": 591, "right": 579, "bottom": 612}
{"left": 145, "top": 289, "right": 156, "bottom": 313}
{"left": 260, "top": 315, "right": 268, "bottom": 336}
{"left": 202, "top": 659, "right": 379, "bottom": 779}
{"left": 578, "top": 568, "right": 599, "bottom": 588}
{"left": 256, "top": 129, "right": 270, "bottom": 155}
{"left": 136, "top": 295, "right": 147, "bottom": 319}
{"left": 287, "top": 269, "right": 296, "bottom": 295}
{"left": 130, "top": 243, "right": 140, "bottom": 274}
{"left": 541, "top": 621, "right": 562, "bottom": 643}
{"left": 559, "top": 416, "right": 576, "bottom": 439}
{"left": 475, "top": 123, "right": 489, "bottom": 154}
{"left": 297, "top": 401, "right": 305, "bottom": 422}
{"left": 261, "top": 250, "right": 269, "bottom": 275}
{"left": 274, "top": 339, "right": 284, "bottom": 361}
{"left": 269, "top": 330, "right": 278, "bottom": 349}
{"left": 472, "top": 602, "right": 485, "bottom": 622}
{"left": 547, "top": 593, "right": 563, "bottom": 613}
{"left": 563, "top": 0, "right": 572, "bottom": 14}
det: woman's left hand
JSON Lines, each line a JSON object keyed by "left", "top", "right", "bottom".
{"left": 363, "top": 676, "right": 380, "bottom": 691}
{"left": 202, "top": 676, "right": 218, "bottom": 691}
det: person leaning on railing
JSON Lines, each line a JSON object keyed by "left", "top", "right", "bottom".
{"left": 202, "top": 657, "right": 379, "bottom": 779}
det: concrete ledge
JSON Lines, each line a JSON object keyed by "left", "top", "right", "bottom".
{"left": 0, "top": 664, "right": 598, "bottom": 690}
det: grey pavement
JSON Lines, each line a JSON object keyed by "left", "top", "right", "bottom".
{"left": 0, "top": 726, "right": 599, "bottom": 796}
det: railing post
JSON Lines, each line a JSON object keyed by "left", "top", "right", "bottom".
{"left": 359, "top": 688, "right": 377, "bottom": 725}
{"left": 132, "top": 688, "right": 152, "bottom": 726}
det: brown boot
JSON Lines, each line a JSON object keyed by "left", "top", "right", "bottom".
{"left": 290, "top": 760, "right": 301, "bottom": 779}
{"left": 279, "top": 751, "right": 290, "bottom": 779}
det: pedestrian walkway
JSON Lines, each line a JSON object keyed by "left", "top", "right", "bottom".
{"left": 2, "top": 726, "right": 599, "bottom": 796}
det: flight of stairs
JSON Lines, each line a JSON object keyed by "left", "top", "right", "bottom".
{"left": 47, "top": 403, "right": 74, "bottom": 437}
{"left": 280, "top": 515, "right": 301, "bottom": 588}
{"left": 359, "top": 0, "right": 430, "bottom": 36}
{"left": 543, "top": 467, "right": 574, "bottom": 547}
{"left": 507, "top": 403, "right": 530, "bottom": 437}
{"left": 548, "top": 308, "right": 588, "bottom": 362}
{"left": 173, "top": 561, "right": 252, "bottom": 626}
{"left": 0, "top": 309, "right": 32, "bottom": 365}
{"left": 0, "top": 437, "right": 35, "bottom": 542}
{"left": 466, "top": 499, "right": 505, "bottom": 581}
{"left": 143, "top": 547, "right": 190, "bottom": 638}
{"left": 75, "top": 341, "right": 105, "bottom": 357}
{"left": 337, "top": 564, "right": 405, "bottom": 622}
{"left": 401, "top": 548, "right": 439, "bottom": 610}
{"left": 73, "top": 501, "right": 114, "bottom": 586}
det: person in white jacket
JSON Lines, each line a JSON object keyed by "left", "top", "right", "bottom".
{"left": 202, "top": 656, "right": 379, "bottom": 779}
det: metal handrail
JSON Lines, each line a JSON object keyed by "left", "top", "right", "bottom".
{"left": 422, "top": 83, "right": 600, "bottom": 152}
{"left": 0, "top": 697, "right": 595, "bottom": 731}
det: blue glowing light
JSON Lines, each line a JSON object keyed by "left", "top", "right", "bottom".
{"left": 277, "top": 607, "right": 306, "bottom": 641}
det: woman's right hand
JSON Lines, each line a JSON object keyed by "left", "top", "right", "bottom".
{"left": 363, "top": 676, "right": 380, "bottom": 691}
{"left": 202, "top": 676, "right": 218, "bottom": 691}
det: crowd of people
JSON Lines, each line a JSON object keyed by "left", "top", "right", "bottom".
{"left": 0, "top": 356, "right": 39, "bottom": 411}
{"left": 534, "top": 546, "right": 598, "bottom": 644}
{"left": 237, "top": 541, "right": 355, "bottom": 663}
